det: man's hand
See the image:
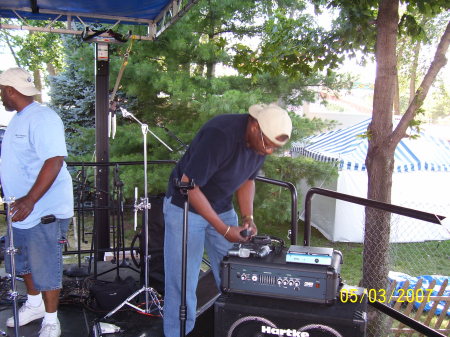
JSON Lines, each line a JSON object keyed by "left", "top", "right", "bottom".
{"left": 10, "top": 195, "right": 36, "bottom": 222}
{"left": 224, "top": 223, "right": 258, "bottom": 243}
{"left": 242, "top": 216, "right": 258, "bottom": 237}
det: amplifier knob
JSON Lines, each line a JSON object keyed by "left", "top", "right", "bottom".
{"left": 277, "top": 278, "right": 282, "bottom": 285}
{"left": 294, "top": 281, "right": 300, "bottom": 287}
{"left": 251, "top": 275, "right": 258, "bottom": 282}
{"left": 240, "top": 274, "right": 246, "bottom": 280}
{"left": 282, "top": 279, "right": 288, "bottom": 286}
{"left": 288, "top": 280, "right": 294, "bottom": 287}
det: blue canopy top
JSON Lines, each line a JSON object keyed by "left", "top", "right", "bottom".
{"left": 292, "top": 119, "right": 450, "bottom": 173}
{"left": 0, "top": 0, "right": 196, "bottom": 39}
{"left": 0, "top": 0, "right": 170, "bottom": 22}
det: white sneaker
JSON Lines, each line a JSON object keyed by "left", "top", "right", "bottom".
{"left": 39, "top": 319, "right": 61, "bottom": 337}
{"left": 6, "top": 300, "right": 45, "bottom": 327}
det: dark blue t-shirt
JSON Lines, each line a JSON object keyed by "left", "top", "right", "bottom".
{"left": 167, "top": 114, "right": 265, "bottom": 214}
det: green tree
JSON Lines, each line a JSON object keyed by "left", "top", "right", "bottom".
{"left": 0, "top": 19, "right": 64, "bottom": 102}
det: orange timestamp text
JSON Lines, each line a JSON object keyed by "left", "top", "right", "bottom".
{"left": 340, "top": 287, "right": 433, "bottom": 304}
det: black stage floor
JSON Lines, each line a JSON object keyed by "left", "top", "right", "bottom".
{"left": 0, "top": 260, "right": 219, "bottom": 337}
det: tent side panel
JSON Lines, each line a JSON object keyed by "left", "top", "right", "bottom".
{"left": 298, "top": 177, "right": 338, "bottom": 241}
{"left": 390, "top": 171, "right": 450, "bottom": 242}
{"left": 334, "top": 170, "right": 367, "bottom": 242}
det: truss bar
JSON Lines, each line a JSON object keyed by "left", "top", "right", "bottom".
{"left": 154, "top": 0, "right": 199, "bottom": 39}
{"left": 45, "top": 14, "right": 61, "bottom": 29}
{"left": 0, "top": 22, "right": 155, "bottom": 40}
{"left": 12, "top": 9, "right": 27, "bottom": 24}
{"left": 76, "top": 16, "right": 87, "bottom": 27}
{"left": 0, "top": 23, "right": 81, "bottom": 35}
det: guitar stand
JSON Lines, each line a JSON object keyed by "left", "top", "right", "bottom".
{"left": 174, "top": 178, "right": 195, "bottom": 337}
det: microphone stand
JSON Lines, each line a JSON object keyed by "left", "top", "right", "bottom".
{"left": 93, "top": 107, "right": 172, "bottom": 335}
{"left": 4, "top": 197, "right": 22, "bottom": 337}
{"left": 173, "top": 179, "right": 194, "bottom": 337}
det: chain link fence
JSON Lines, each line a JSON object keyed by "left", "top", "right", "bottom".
{"left": 307, "top": 193, "right": 450, "bottom": 337}
{"left": 366, "top": 209, "right": 449, "bottom": 337}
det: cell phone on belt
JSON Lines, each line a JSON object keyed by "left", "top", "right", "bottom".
{"left": 41, "top": 214, "right": 56, "bottom": 224}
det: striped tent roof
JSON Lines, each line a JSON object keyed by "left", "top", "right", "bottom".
{"left": 292, "top": 119, "right": 450, "bottom": 172}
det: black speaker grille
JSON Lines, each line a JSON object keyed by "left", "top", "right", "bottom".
{"left": 214, "top": 294, "right": 367, "bottom": 337}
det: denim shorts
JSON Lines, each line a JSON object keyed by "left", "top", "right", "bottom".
{"left": 5, "top": 218, "right": 71, "bottom": 291}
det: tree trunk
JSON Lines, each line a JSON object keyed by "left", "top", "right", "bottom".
{"left": 393, "top": 74, "right": 400, "bottom": 115}
{"left": 47, "top": 63, "right": 57, "bottom": 76}
{"left": 206, "top": 60, "right": 216, "bottom": 78}
{"left": 364, "top": 0, "right": 399, "bottom": 335}
{"left": 409, "top": 41, "right": 421, "bottom": 104}
{"left": 33, "top": 69, "right": 43, "bottom": 103}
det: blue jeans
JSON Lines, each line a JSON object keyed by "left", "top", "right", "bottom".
{"left": 5, "top": 218, "right": 70, "bottom": 291}
{"left": 163, "top": 197, "right": 237, "bottom": 337}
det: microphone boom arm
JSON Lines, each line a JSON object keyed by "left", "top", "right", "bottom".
{"left": 120, "top": 107, "right": 173, "bottom": 152}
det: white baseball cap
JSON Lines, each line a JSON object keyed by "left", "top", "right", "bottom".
{"left": 249, "top": 103, "right": 292, "bottom": 146}
{"left": 0, "top": 67, "right": 40, "bottom": 96}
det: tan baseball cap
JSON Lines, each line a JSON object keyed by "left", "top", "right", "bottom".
{"left": 0, "top": 67, "right": 40, "bottom": 96}
{"left": 249, "top": 103, "right": 292, "bottom": 146}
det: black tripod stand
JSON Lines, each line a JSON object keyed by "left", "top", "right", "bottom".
{"left": 174, "top": 179, "right": 195, "bottom": 337}
{"left": 96, "top": 164, "right": 139, "bottom": 279}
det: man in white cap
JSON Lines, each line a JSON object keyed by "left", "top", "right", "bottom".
{"left": 0, "top": 67, "right": 73, "bottom": 337}
{"left": 163, "top": 103, "right": 292, "bottom": 336}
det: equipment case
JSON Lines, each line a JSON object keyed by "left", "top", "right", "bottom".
{"left": 221, "top": 247, "right": 342, "bottom": 304}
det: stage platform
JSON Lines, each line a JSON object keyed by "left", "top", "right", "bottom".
{"left": 0, "top": 260, "right": 219, "bottom": 337}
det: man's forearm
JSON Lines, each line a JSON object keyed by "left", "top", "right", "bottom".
{"left": 181, "top": 174, "right": 228, "bottom": 235}
{"left": 11, "top": 156, "right": 64, "bottom": 222}
{"left": 187, "top": 186, "right": 229, "bottom": 236}
{"left": 27, "top": 156, "right": 64, "bottom": 203}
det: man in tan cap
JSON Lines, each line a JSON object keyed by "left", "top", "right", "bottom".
{"left": 0, "top": 67, "right": 73, "bottom": 337}
{"left": 163, "top": 103, "right": 292, "bottom": 336}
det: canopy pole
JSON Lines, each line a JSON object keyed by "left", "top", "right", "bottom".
{"left": 94, "top": 42, "right": 111, "bottom": 263}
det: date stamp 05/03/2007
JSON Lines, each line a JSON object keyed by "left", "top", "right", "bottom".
{"left": 340, "top": 287, "right": 434, "bottom": 304}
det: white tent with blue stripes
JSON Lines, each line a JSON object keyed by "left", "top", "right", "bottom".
{"left": 293, "top": 118, "right": 450, "bottom": 243}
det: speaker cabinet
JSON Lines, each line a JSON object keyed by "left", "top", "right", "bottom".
{"left": 214, "top": 294, "right": 367, "bottom": 337}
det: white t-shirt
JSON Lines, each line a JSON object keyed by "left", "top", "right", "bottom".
{"left": 1, "top": 101, "right": 74, "bottom": 228}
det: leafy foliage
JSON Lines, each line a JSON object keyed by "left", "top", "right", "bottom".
{"left": 234, "top": 10, "right": 341, "bottom": 78}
